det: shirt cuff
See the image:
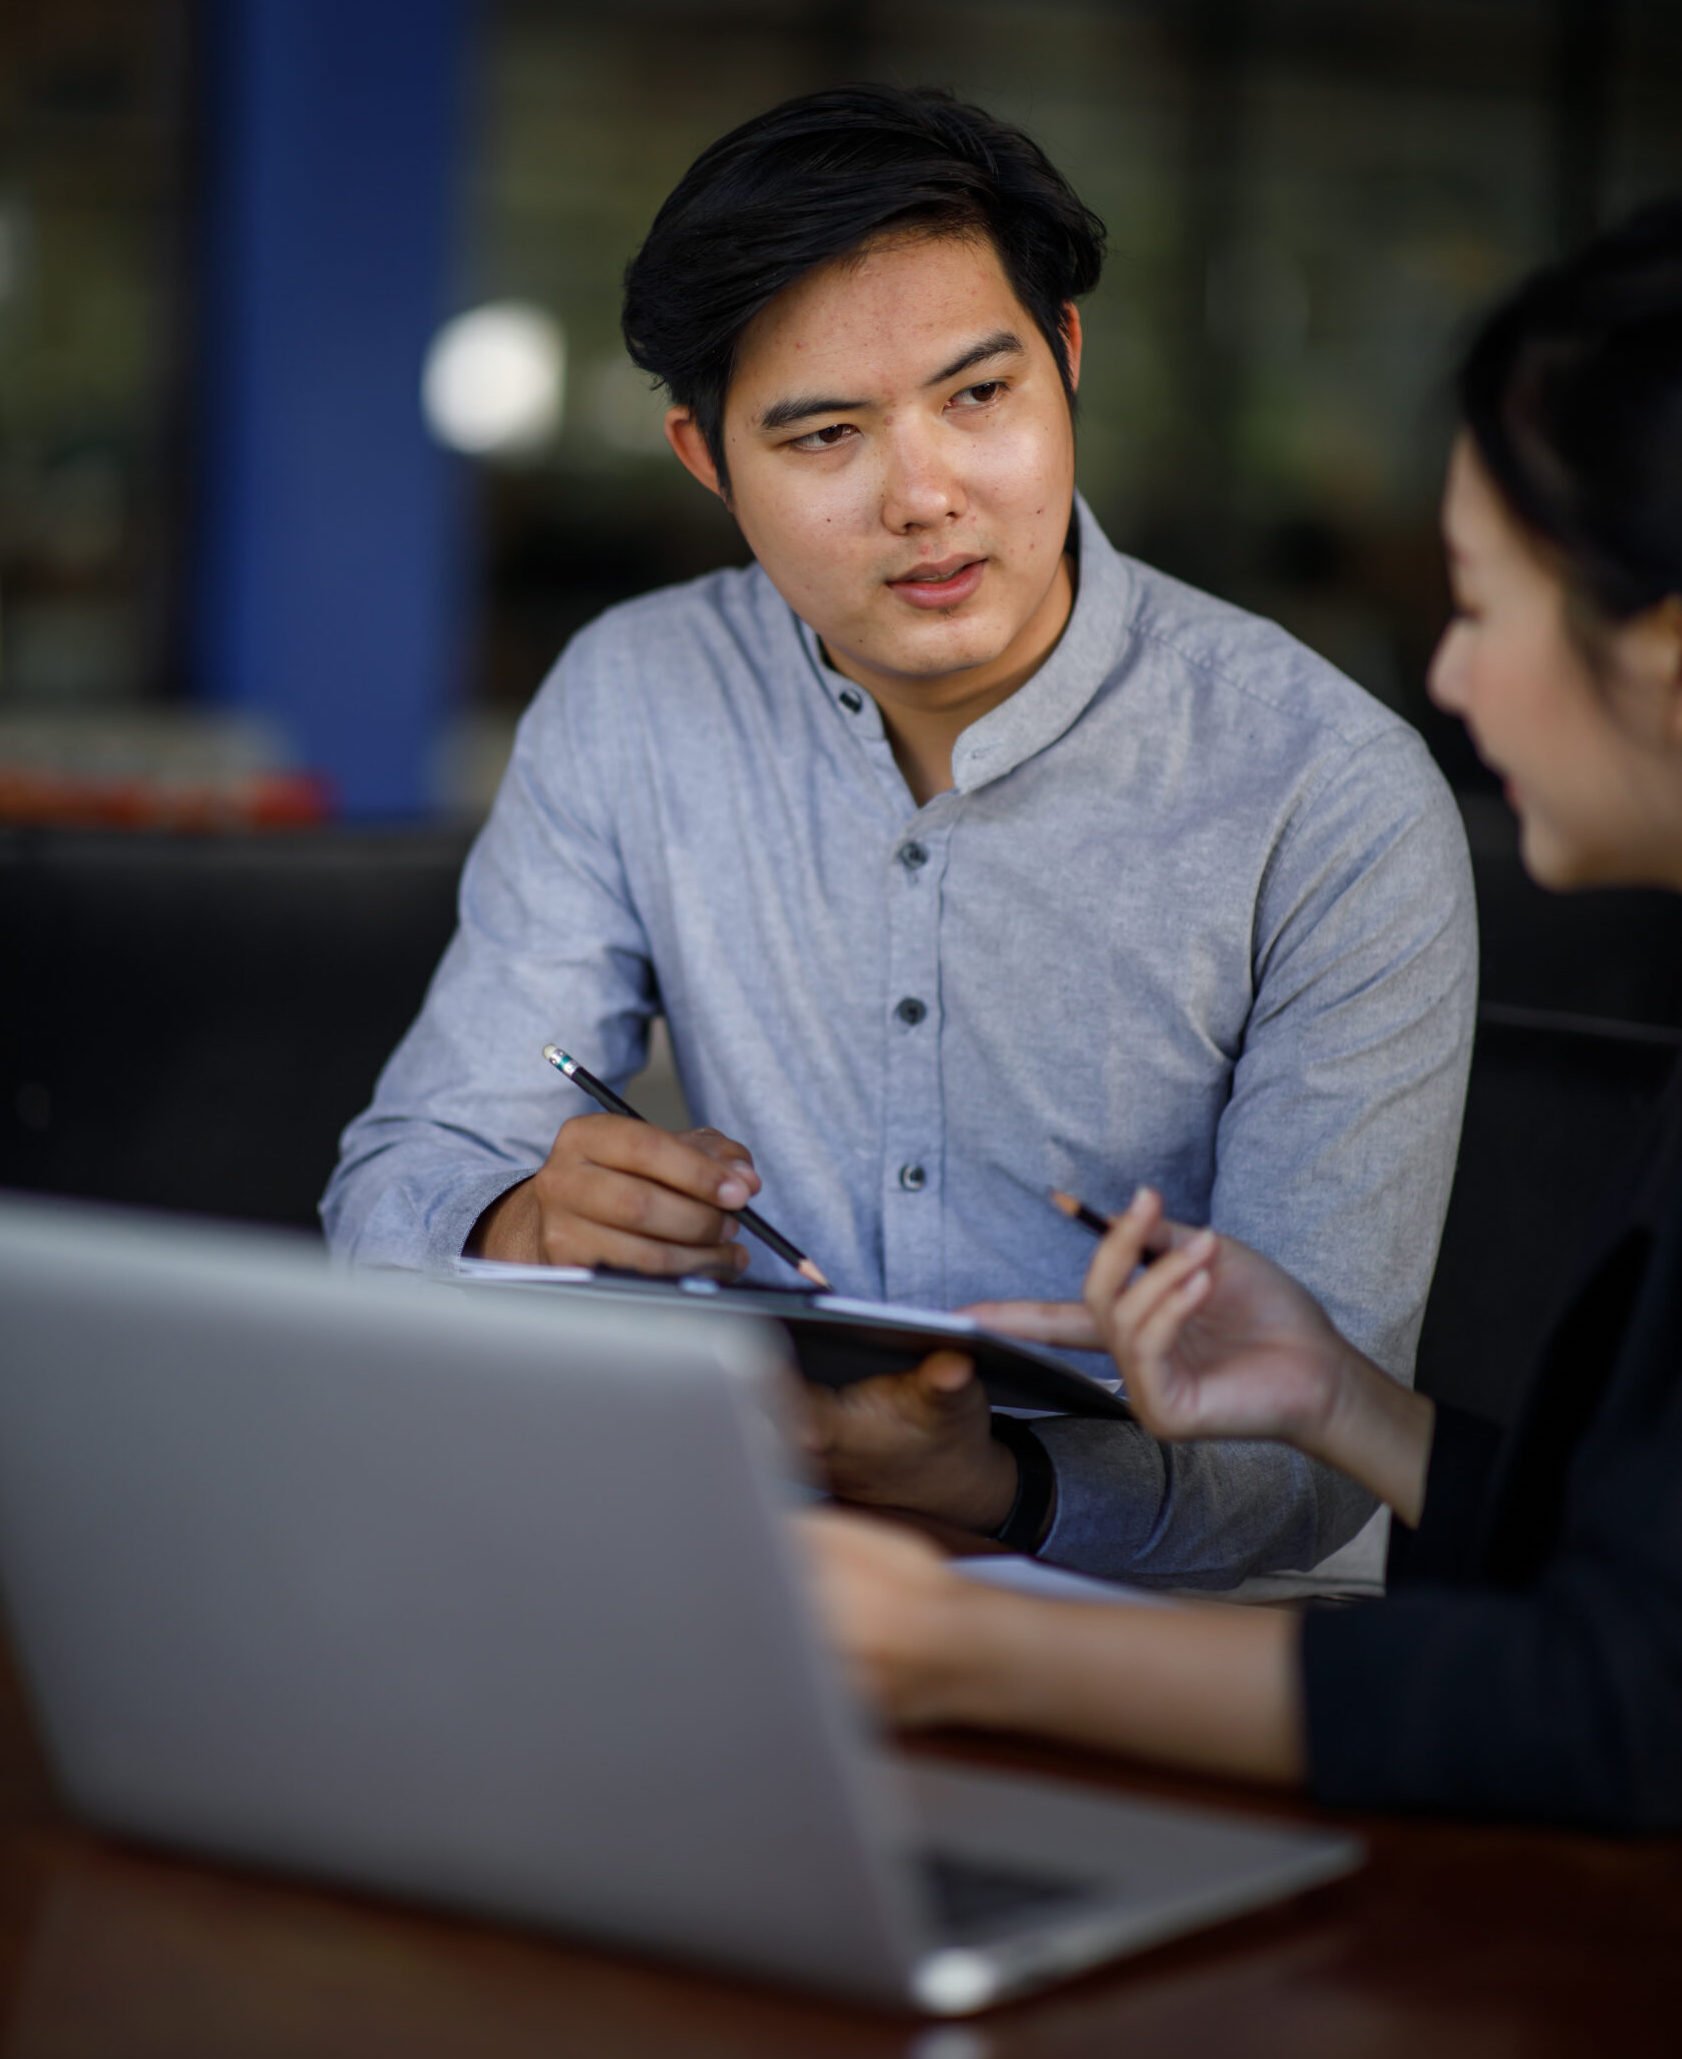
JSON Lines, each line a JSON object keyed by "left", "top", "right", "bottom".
{"left": 331, "top": 1164, "right": 539, "bottom": 1273}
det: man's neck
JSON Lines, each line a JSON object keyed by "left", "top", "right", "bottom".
{"left": 885, "top": 717, "right": 965, "bottom": 809}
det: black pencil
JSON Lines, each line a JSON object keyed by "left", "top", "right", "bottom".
{"left": 542, "top": 1044, "right": 831, "bottom": 1289}
{"left": 1049, "top": 1188, "right": 1114, "bottom": 1238}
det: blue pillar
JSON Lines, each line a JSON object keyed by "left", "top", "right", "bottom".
{"left": 195, "top": 0, "right": 470, "bottom": 818}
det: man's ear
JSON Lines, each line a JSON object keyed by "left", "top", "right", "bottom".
{"left": 664, "top": 408, "right": 727, "bottom": 502}
{"left": 1059, "top": 303, "right": 1084, "bottom": 395}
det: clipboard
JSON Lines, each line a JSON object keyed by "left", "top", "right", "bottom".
{"left": 451, "top": 1260, "right": 1132, "bottom": 1422}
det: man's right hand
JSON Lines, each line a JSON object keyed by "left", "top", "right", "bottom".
{"left": 466, "top": 1114, "right": 761, "bottom": 1274}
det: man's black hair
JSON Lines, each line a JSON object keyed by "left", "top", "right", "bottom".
{"left": 621, "top": 83, "right": 1107, "bottom": 492}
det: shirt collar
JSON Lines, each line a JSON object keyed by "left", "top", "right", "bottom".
{"left": 792, "top": 493, "right": 1133, "bottom": 790}
{"left": 950, "top": 494, "right": 1133, "bottom": 791}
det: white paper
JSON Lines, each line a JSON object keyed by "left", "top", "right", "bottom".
{"left": 952, "top": 1556, "right": 1169, "bottom": 1607}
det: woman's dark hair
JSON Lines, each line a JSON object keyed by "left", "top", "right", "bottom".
{"left": 1460, "top": 198, "right": 1682, "bottom": 623}
{"left": 621, "top": 84, "right": 1107, "bottom": 491}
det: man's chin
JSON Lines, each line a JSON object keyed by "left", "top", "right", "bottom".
{"left": 828, "top": 625, "right": 1020, "bottom": 697}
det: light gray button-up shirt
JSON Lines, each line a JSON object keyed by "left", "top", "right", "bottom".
{"left": 323, "top": 496, "right": 1476, "bottom": 1590}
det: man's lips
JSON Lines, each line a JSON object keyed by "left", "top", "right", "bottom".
{"left": 886, "top": 556, "right": 986, "bottom": 609}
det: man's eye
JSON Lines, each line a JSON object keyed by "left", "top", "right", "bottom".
{"left": 952, "top": 381, "right": 1005, "bottom": 408}
{"left": 790, "top": 423, "right": 855, "bottom": 451}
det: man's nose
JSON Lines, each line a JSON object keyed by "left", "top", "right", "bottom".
{"left": 879, "top": 422, "right": 965, "bottom": 532}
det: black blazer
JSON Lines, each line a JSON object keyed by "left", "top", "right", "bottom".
{"left": 1300, "top": 1069, "right": 1682, "bottom": 1830}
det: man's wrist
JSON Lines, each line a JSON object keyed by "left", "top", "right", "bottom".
{"left": 942, "top": 1430, "right": 1021, "bottom": 1534}
{"left": 465, "top": 1177, "right": 538, "bottom": 1261}
{"left": 986, "top": 1415, "right": 1057, "bottom": 1552}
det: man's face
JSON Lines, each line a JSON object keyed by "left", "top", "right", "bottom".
{"left": 666, "top": 231, "right": 1081, "bottom": 723}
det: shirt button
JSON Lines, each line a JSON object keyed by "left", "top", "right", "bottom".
{"left": 898, "top": 1163, "right": 927, "bottom": 1192}
{"left": 899, "top": 841, "right": 929, "bottom": 870}
{"left": 839, "top": 687, "right": 864, "bottom": 714}
{"left": 895, "top": 996, "right": 927, "bottom": 1026}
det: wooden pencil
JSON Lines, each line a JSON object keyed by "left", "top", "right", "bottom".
{"left": 1048, "top": 1187, "right": 1114, "bottom": 1238}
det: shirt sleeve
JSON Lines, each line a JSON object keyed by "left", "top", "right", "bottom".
{"left": 1029, "top": 1414, "right": 1377, "bottom": 1591}
{"left": 1215, "top": 726, "right": 1477, "bottom": 1385}
{"left": 1299, "top": 1388, "right": 1682, "bottom": 1831}
{"left": 1033, "top": 728, "right": 1478, "bottom": 1589}
{"left": 320, "top": 623, "right": 657, "bottom": 1268}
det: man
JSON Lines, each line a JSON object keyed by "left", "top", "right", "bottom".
{"left": 324, "top": 85, "right": 1476, "bottom": 1592}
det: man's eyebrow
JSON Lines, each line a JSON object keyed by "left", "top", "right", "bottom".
{"left": 754, "top": 330, "right": 1028, "bottom": 435}
{"left": 757, "top": 390, "right": 870, "bottom": 433}
{"left": 926, "top": 329, "right": 1025, "bottom": 387}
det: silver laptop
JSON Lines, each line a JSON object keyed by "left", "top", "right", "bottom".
{"left": 0, "top": 1195, "right": 1359, "bottom": 2015}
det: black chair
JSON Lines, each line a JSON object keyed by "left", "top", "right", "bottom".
{"left": 1, "top": 825, "right": 471, "bottom": 1233}
{"left": 1414, "top": 799, "right": 1682, "bottom": 1423}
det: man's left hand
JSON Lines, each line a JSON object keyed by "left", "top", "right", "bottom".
{"left": 800, "top": 1351, "right": 1017, "bottom": 1535}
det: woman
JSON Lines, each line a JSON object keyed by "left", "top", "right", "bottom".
{"left": 802, "top": 201, "right": 1682, "bottom": 1831}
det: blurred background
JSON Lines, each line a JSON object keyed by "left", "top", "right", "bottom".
{"left": 3, "top": 0, "right": 1679, "bottom": 823}
{"left": 5, "top": 0, "right": 1682, "bottom": 1386}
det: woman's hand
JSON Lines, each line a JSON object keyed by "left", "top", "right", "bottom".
{"left": 796, "top": 1507, "right": 977, "bottom": 1727}
{"left": 796, "top": 1505, "right": 1308, "bottom": 1783}
{"left": 1078, "top": 1188, "right": 1435, "bottom": 1524}
{"left": 960, "top": 1295, "right": 1103, "bottom": 1354}
{"left": 969, "top": 1188, "right": 1361, "bottom": 1444}
{"left": 1082, "top": 1187, "right": 1367, "bottom": 1450}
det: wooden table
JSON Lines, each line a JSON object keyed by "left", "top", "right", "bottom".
{"left": 2, "top": 1642, "right": 1679, "bottom": 2059}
